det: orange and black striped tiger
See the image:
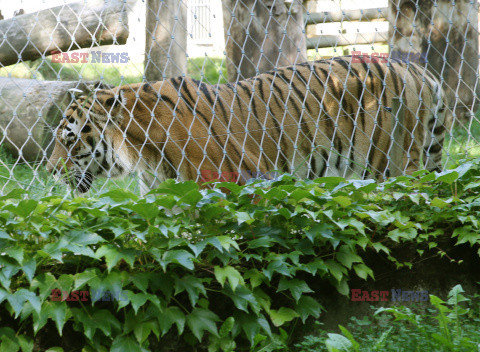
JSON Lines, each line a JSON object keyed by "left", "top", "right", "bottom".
{"left": 46, "top": 56, "right": 451, "bottom": 194}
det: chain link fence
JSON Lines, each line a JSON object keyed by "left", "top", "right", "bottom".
{"left": 0, "top": 0, "right": 478, "bottom": 196}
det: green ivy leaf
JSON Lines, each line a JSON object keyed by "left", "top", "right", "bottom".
{"left": 348, "top": 179, "right": 377, "bottom": 192}
{"left": 7, "top": 289, "right": 33, "bottom": 318}
{"left": 31, "top": 272, "right": 58, "bottom": 301}
{"left": 0, "top": 257, "right": 20, "bottom": 282}
{"left": 4, "top": 247, "right": 23, "bottom": 264}
{"left": 88, "top": 271, "right": 125, "bottom": 301}
{"left": 21, "top": 258, "right": 36, "bottom": 284}
{"left": 371, "top": 242, "right": 390, "bottom": 254}
{"left": 66, "top": 230, "right": 105, "bottom": 246}
{"left": 219, "top": 317, "right": 235, "bottom": 338}
{"left": 333, "top": 196, "right": 352, "bottom": 207}
{"left": 217, "top": 236, "right": 240, "bottom": 251}
{"left": 263, "top": 259, "right": 292, "bottom": 280}
{"left": 95, "top": 245, "right": 136, "bottom": 272}
{"left": 148, "top": 179, "right": 199, "bottom": 197}
{"left": 128, "top": 202, "right": 160, "bottom": 221}
{"left": 110, "top": 335, "right": 143, "bottom": 352}
{"left": 134, "top": 320, "right": 160, "bottom": 344}
{"left": 339, "top": 218, "right": 366, "bottom": 235}
{"left": 186, "top": 308, "right": 220, "bottom": 341}
{"left": 159, "top": 250, "right": 195, "bottom": 271}
{"left": 388, "top": 228, "right": 417, "bottom": 242}
{"left": 269, "top": 307, "right": 299, "bottom": 327}
{"left": 244, "top": 269, "right": 265, "bottom": 289}
{"left": 129, "top": 272, "right": 151, "bottom": 293}
{"left": 0, "top": 289, "right": 7, "bottom": 305}
{"left": 158, "top": 306, "right": 185, "bottom": 336}
{"left": 224, "top": 286, "right": 257, "bottom": 313}
{"left": 295, "top": 296, "right": 323, "bottom": 323}
{"left": 336, "top": 245, "right": 363, "bottom": 269}
{"left": 333, "top": 277, "right": 350, "bottom": 296}
{"left": 99, "top": 189, "right": 138, "bottom": 203}
{"left": 73, "top": 269, "right": 99, "bottom": 291}
{"left": 453, "top": 226, "right": 480, "bottom": 246}
{"left": 214, "top": 266, "right": 245, "bottom": 291}
{"left": 247, "top": 236, "right": 274, "bottom": 249}
{"left": 17, "top": 334, "right": 34, "bottom": 352}
{"left": 277, "top": 278, "right": 314, "bottom": 302}
{"left": 179, "top": 189, "right": 203, "bottom": 206}
{"left": 44, "top": 301, "right": 68, "bottom": 336}
{"left": 174, "top": 275, "right": 206, "bottom": 307}
{"left": 56, "top": 274, "right": 74, "bottom": 293}
{"left": 12, "top": 199, "right": 38, "bottom": 218}
{"left": 431, "top": 197, "right": 449, "bottom": 208}
{"left": 325, "top": 259, "right": 346, "bottom": 282}
{"left": 0, "top": 336, "right": 19, "bottom": 352}
{"left": 354, "top": 263, "right": 374, "bottom": 280}
{"left": 236, "top": 212, "right": 254, "bottom": 225}
{"left": 305, "top": 223, "right": 333, "bottom": 242}
{"left": 435, "top": 170, "right": 459, "bottom": 183}
{"left": 188, "top": 240, "right": 208, "bottom": 257}
{"left": 0, "top": 188, "right": 26, "bottom": 200}
{"left": 72, "top": 308, "right": 121, "bottom": 340}
{"left": 127, "top": 292, "right": 149, "bottom": 314}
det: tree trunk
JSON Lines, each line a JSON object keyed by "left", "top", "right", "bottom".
{"left": 145, "top": 0, "right": 187, "bottom": 81}
{"left": 388, "top": 0, "right": 479, "bottom": 121}
{"left": 222, "top": 0, "right": 307, "bottom": 82}
{"left": 0, "top": 78, "right": 96, "bottom": 161}
{"left": 0, "top": 0, "right": 129, "bottom": 67}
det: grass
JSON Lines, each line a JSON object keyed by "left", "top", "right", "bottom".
{"left": 0, "top": 56, "right": 228, "bottom": 86}
{"left": 295, "top": 285, "right": 480, "bottom": 352}
{"left": 445, "top": 116, "right": 480, "bottom": 166}
{"left": 0, "top": 147, "right": 140, "bottom": 198}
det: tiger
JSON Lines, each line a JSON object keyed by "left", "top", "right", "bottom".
{"left": 46, "top": 56, "right": 451, "bottom": 195}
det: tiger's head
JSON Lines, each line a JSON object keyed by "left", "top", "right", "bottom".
{"left": 46, "top": 86, "right": 128, "bottom": 193}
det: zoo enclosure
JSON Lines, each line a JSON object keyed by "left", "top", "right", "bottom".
{"left": 0, "top": 0, "right": 478, "bottom": 195}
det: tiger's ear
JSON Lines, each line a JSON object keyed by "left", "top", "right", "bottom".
{"left": 68, "top": 82, "right": 111, "bottom": 100}
{"left": 92, "top": 89, "right": 127, "bottom": 125}
{"left": 68, "top": 87, "right": 84, "bottom": 100}
{"left": 87, "top": 81, "right": 111, "bottom": 91}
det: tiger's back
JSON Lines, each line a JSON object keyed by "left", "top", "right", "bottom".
{"left": 46, "top": 57, "right": 451, "bottom": 193}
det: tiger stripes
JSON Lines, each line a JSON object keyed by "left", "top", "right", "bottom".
{"left": 46, "top": 56, "right": 451, "bottom": 194}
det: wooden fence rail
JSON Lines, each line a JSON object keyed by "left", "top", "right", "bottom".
{"left": 305, "top": 7, "right": 388, "bottom": 25}
{"left": 305, "top": 7, "right": 388, "bottom": 49}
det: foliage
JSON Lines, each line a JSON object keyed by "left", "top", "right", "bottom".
{"left": 0, "top": 159, "right": 479, "bottom": 351}
{"left": 295, "top": 285, "right": 480, "bottom": 352}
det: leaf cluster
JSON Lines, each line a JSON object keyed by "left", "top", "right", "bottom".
{"left": 0, "top": 159, "right": 480, "bottom": 351}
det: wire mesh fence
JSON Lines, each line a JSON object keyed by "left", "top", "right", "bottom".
{"left": 0, "top": 0, "right": 478, "bottom": 197}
